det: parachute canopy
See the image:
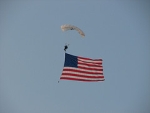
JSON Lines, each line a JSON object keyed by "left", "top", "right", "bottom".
{"left": 61, "top": 24, "right": 85, "bottom": 37}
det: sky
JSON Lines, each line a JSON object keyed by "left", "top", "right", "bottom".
{"left": 0, "top": 1, "right": 150, "bottom": 113}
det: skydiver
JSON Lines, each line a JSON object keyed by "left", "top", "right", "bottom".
{"left": 64, "top": 44, "right": 69, "bottom": 51}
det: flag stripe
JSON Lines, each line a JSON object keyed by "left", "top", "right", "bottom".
{"left": 62, "top": 71, "right": 103, "bottom": 76}
{"left": 78, "top": 58, "right": 102, "bottom": 62}
{"left": 78, "top": 59, "right": 102, "bottom": 64}
{"left": 78, "top": 61, "right": 102, "bottom": 66}
{"left": 61, "top": 73, "right": 104, "bottom": 78}
{"left": 78, "top": 61, "right": 102, "bottom": 67}
{"left": 63, "top": 68, "right": 103, "bottom": 74}
{"left": 61, "top": 75, "right": 105, "bottom": 80}
{"left": 78, "top": 66, "right": 103, "bottom": 71}
{"left": 78, "top": 64, "right": 103, "bottom": 69}
{"left": 78, "top": 56, "right": 102, "bottom": 61}
{"left": 60, "top": 77, "right": 105, "bottom": 82}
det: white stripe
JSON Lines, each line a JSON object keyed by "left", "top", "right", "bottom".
{"left": 78, "top": 57, "right": 102, "bottom": 61}
{"left": 78, "top": 64, "right": 103, "bottom": 69}
{"left": 78, "top": 61, "right": 102, "bottom": 66}
{"left": 62, "top": 71, "right": 104, "bottom": 76}
{"left": 63, "top": 67, "right": 103, "bottom": 73}
{"left": 61, "top": 75, "right": 105, "bottom": 81}
{"left": 78, "top": 58, "right": 102, "bottom": 63}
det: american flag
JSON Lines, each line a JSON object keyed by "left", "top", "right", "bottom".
{"left": 60, "top": 53, "right": 104, "bottom": 82}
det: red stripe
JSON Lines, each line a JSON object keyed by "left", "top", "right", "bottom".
{"left": 78, "top": 62, "right": 102, "bottom": 67}
{"left": 78, "top": 58, "right": 102, "bottom": 63}
{"left": 63, "top": 69, "right": 103, "bottom": 74}
{"left": 78, "top": 60, "right": 102, "bottom": 65}
{"left": 60, "top": 77, "right": 105, "bottom": 82}
{"left": 78, "top": 60, "right": 102, "bottom": 64}
{"left": 78, "top": 56, "right": 102, "bottom": 61}
{"left": 61, "top": 73, "right": 104, "bottom": 78}
{"left": 78, "top": 66, "right": 103, "bottom": 71}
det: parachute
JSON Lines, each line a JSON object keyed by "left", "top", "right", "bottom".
{"left": 61, "top": 24, "right": 85, "bottom": 37}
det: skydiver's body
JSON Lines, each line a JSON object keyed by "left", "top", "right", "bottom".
{"left": 64, "top": 44, "right": 68, "bottom": 51}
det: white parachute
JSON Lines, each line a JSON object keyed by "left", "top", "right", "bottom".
{"left": 61, "top": 24, "right": 85, "bottom": 37}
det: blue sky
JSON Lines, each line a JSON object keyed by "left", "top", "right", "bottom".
{"left": 0, "top": 1, "right": 150, "bottom": 113}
